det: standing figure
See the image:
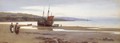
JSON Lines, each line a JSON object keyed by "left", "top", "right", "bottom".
{"left": 10, "top": 23, "right": 14, "bottom": 33}
{"left": 14, "top": 23, "right": 20, "bottom": 34}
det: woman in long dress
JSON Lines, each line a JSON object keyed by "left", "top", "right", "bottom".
{"left": 14, "top": 23, "right": 20, "bottom": 34}
{"left": 10, "top": 23, "right": 14, "bottom": 33}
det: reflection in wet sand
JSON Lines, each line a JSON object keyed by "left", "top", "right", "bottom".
{"left": 20, "top": 26, "right": 120, "bottom": 35}
{"left": 21, "top": 26, "right": 37, "bottom": 29}
{"left": 37, "top": 27, "right": 53, "bottom": 31}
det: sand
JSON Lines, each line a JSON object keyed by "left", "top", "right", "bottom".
{"left": 0, "top": 24, "right": 120, "bottom": 43}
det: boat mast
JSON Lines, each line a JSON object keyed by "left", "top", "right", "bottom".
{"left": 42, "top": 7, "right": 45, "bottom": 17}
{"left": 47, "top": 0, "right": 50, "bottom": 17}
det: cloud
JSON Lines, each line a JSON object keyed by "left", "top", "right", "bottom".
{"left": 0, "top": 0, "right": 119, "bottom": 10}
{"left": 0, "top": 0, "right": 116, "bottom": 7}
{"left": 0, "top": 0, "right": 120, "bottom": 18}
{"left": 15, "top": 3, "right": 119, "bottom": 18}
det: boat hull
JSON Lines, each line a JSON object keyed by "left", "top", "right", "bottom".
{"left": 37, "top": 16, "right": 54, "bottom": 27}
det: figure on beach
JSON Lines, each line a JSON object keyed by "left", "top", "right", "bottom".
{"left": 14, "top": 23, "right": 20, "bottom": 34}
{"left": 10, "top": 23, "right": 14, "bottom": 33}
{"left": 10, "top": 23, "right": 20, "bottom": 34}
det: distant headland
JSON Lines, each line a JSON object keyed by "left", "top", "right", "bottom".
{"left": 0, "top": 12, "right": 89, "bottom": 21}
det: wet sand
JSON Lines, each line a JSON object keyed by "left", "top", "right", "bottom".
{"left": 0, "top": 24, "right": 120, "bottom": 43}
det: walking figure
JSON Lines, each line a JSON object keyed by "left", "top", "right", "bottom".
{"left": 14, "top": 23, "right": 20, "bottom": 34}
{"left": 10, "top": 23, "right": 14, "bottom": 33}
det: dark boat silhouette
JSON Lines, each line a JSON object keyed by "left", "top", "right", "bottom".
{"left": 37, "top": 5, "right": 54, "bottom": 27}
{"left": 37, "top": 16, "right": 54, "bottom": 26}
{"left": 37, "top": 0, "right": 54, "bottom": 27}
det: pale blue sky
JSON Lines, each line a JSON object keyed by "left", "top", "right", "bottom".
{"left": 0, "top": 0, "right": 120, "bottom": 19}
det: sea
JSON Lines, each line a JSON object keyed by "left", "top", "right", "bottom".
{"left": 0, "top": 20, "right": 120, "bottom": 28}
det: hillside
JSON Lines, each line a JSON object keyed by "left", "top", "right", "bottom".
{"left": 0, "top": 12, "right": 42, "bottom": 21}
{"left": 55, "top": 17, "right": 89, "bottom": 21}
{"left": 0, "top": 12, "right": 89, "bottom": 21}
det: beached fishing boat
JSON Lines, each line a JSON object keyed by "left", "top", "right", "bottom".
{"left": 37, "top": 5, "right": 54, "bottom": 26}
{"left": 37, "top": 0, "right": 54, "bottom": 27}
{"left": 37, "top": 16, "right": 54, "bottom": 26}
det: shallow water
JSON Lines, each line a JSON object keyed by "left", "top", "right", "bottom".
{"left": 19, "top": 25, "right": 120, "bottom": 35}
{"left": 0, "top": 21, "right": 120, "bottom": 28}
{"left": 0, "top": 21, "right": 120, "bottom": 35}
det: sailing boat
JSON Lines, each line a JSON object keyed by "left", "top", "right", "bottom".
{"left": 37, "top": 6, "right": 54, "bottom": 27}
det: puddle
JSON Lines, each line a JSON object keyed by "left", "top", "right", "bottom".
{"left": 112, "top": 32, "right": 120, "bottom": 34}
{"left": 21, "top": 26, "right": 37, "bottom": 29}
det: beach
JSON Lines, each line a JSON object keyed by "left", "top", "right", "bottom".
{"left": 0, "top": 24, "right": 120, "bottom": 43}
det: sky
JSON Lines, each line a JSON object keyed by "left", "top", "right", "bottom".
{"left": 0, "top": 0, "right": 120, "bottom": 19}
